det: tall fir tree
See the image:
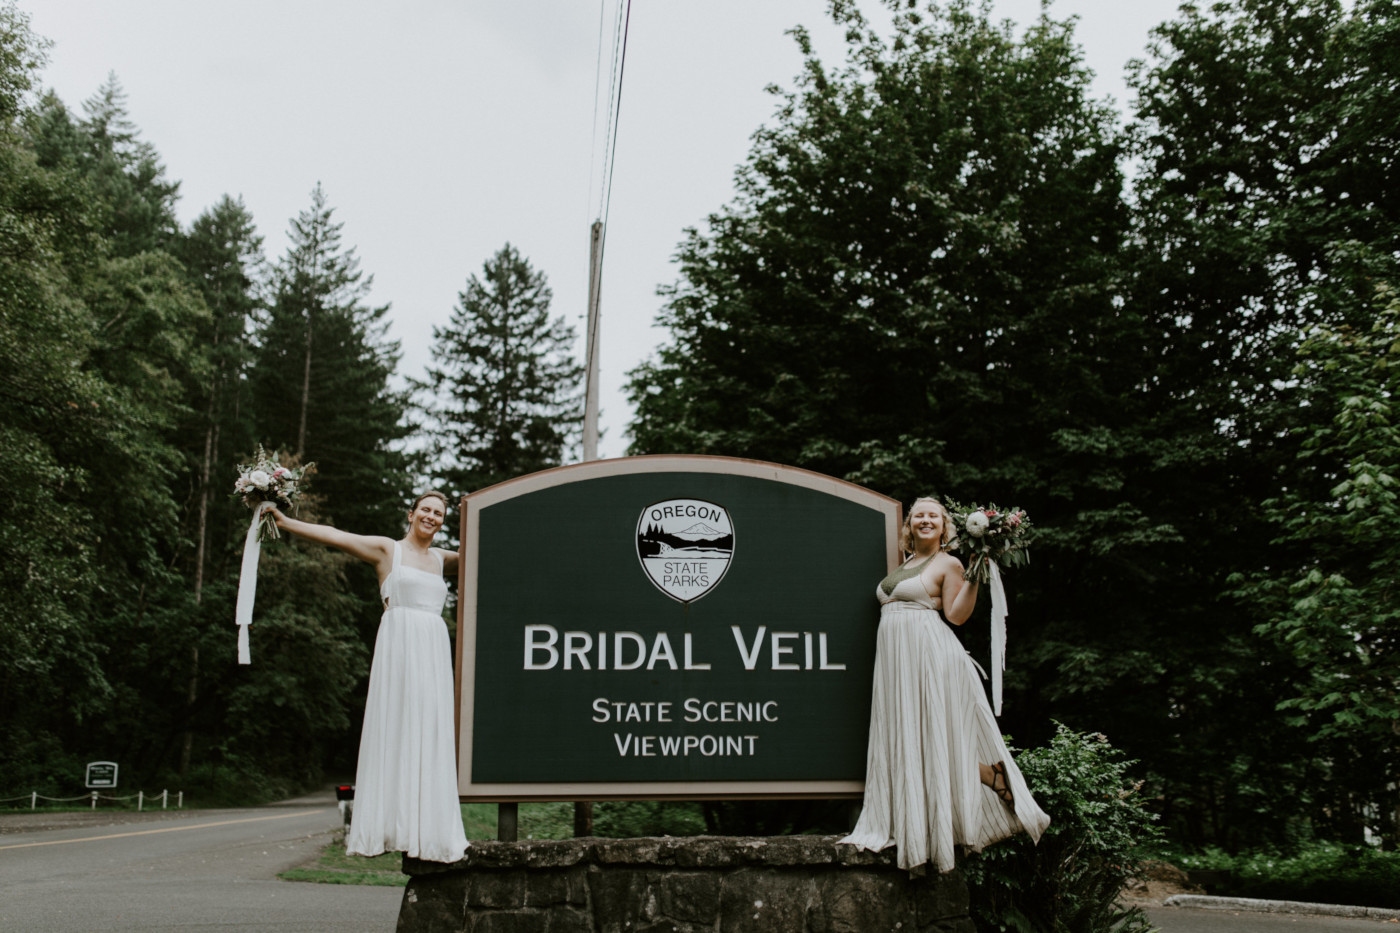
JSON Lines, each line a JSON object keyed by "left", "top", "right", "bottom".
{"left": 29, "top": 73, "right": 180, "bottom": 257}
{"left": 252, "top": 184, "right": 413, "bottom": 536}
{"left": 170, "top": 194, "right": 264, "bottom": 778}
{"left": 424, "top": 243, "right": 583, "bottom": 495}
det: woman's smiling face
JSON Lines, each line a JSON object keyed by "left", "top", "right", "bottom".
{"left": 409, "top": 496, "right": 446, "bottom": 537}
{"left": 907, "top": 498, "right": 946, "bottom": 548}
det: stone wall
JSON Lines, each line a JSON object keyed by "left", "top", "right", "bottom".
{"left": 398, "top": 835, "right": 974, "bottom": 933}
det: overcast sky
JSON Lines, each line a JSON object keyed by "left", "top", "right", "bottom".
{"left": 28, "top": 0, "right": 1182, "bottom": 460}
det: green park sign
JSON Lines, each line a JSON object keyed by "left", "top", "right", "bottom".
{"left": 454, "top": 455, "right": 899, "bottom": 800}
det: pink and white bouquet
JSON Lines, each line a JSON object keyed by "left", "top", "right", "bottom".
{"left": 232, "top": 446, "right": 314, "bottom": 541}
{"left": 945, "top": 501, "right": 1032, "bottom": 585}
{"left": 945, "top": 499, "right": 1032, "bottom": 714}
{"left": 232, "top": 447, "right": 314, "bottom": 664}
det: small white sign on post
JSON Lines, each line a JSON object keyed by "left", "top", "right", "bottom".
{"left": 85, "top": 761, "right": 118, "bottom": 789}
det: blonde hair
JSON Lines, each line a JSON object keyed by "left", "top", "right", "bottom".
{"left": 899, "top": 496, "right": 952, "bottom": 554}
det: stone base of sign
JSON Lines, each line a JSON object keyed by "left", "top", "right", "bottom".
{"left": 397, "top": 835, "right": 974, "bottom": 933}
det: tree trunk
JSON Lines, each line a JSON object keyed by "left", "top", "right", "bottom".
{"left": 181, "top": 385, "right": 218, "bottom": 781}
{"left": 298, "top": 310, "right": 312, "bottom": 457}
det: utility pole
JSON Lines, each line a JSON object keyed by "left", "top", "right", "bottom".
{"left": 575, "top": 219, "right": 605, "bottom": 838}
{"left": 583, "top": 221, "right": 604, "bottom": 462}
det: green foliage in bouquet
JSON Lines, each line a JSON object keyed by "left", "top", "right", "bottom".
{"left": 961, "top": 723, "right": 1160, "bottom": 933}
{"left": 232, "top": 446, "right": 315, "bottom": 540}
{"left": 944, "top": 501, "right": 1033, "bottom": 584}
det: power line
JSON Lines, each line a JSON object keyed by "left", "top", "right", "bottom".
{"left": 584, "top": 0, "right": 631, "bottom": 463}
{"left": 586, "top": 0, "right": 609, "bottom": 223}
{"left": 600, "top": 0, "right": 633, "bottom": 231}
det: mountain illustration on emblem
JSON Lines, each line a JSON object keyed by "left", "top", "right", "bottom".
{"left": 636, "top": 522, "right": 734, "bottom": 558}
{"left": 635, "top": 497, "right": 735, "bottom": 603}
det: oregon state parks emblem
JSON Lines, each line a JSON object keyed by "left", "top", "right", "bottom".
{"left": 636, "top": 498, "right": 734, "bottom": 603}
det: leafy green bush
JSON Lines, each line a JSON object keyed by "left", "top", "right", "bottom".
{"left": 961, "top": 723, "right": 1160, "bottom": 933}
{"left": 1164, "top": 842, "right": 1400, "bottom": 909}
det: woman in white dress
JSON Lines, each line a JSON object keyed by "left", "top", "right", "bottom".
{"left": 268, "top": 491, "right": 469, "bottom": 863}
{"left": 841, "top": 496, "right": 1049, "bottom": 872}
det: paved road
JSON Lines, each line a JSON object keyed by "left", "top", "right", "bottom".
{"left": 8, "top": 797, "right": 1395, "bottom": 933}
{"left": 0, "top": 791, "right": 402, "bottom": 932}
{"left": 1147, "top": 906, "right": 1398, "bottom": 931}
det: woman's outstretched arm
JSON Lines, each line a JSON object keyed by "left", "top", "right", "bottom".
{"left": 267, "top": 506, "right": 394, "bottom": 575}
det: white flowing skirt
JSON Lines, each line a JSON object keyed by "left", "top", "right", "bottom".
{"left": 841, "top": 603, "right": 1050, "bottom": 872}
{"left": 346, "top": 606, "right": 468, "bottom": 863}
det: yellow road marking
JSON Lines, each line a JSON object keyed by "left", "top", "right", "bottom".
{"left": 0, "top": 809, "right": 324, "bottom": 850}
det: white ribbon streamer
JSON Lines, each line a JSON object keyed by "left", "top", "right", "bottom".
{"left": 235, "top": 501, "right": 272, "bottom": 665}
{"left": 989, "top": 559, "right": 1007, "bottom": 715}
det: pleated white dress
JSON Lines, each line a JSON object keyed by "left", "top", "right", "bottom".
{"left": 840, "top": 556, "right": 1050, "bottom": 872}
{"left": 345, "top": 542, "right": 468, "bottom": 863}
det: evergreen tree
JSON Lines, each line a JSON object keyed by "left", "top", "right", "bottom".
{"left": 0, "top": 1, "right": 109, "bottom": 784}
{"left": 170, "top": 194, "right": 264, "bottom": 777}
{"left": 424, "top": 243, "right": 583, "bottom": 495}
{"left": 252, "top": 184, "right": 413, "bottom": 535}
{"left": 0, "top": 5, "right": 212, "bottom": 790}
{"left": 0, "top": 10, "right": 396, "bottom": 796}
{"left": 29, "top": 73, "right": 179, "bottom": 256}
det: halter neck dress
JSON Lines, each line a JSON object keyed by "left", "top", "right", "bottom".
{"left": 345, "top": 541, "right": 468, "bottom": 862}
{"left": 839, "top": 554, "right": 1049, "bottom": 872}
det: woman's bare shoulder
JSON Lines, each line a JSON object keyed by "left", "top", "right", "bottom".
{"left": 933, "top": 551, "right": 965, "bottom": 573}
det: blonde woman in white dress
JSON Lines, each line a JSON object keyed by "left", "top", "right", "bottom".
{"left": 268, "top": 491, "right": 469, "bottom": 863}
{"left": 841, "top": 496, "right": 1049, "bottom": 872}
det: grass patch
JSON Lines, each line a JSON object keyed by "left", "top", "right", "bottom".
{"left": 278, "top": 840, "right": 407, "bottom": 887}
{"left": 282, "top": 801, "right": 711, "bottom": 887}
{"left": 279, "top": 865, "right": 407, "bottom": 886}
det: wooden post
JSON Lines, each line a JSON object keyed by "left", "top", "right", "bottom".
{"left": 498, "top": 802, "right": 518, "bottom": 842}
{"left": 573, "top": 801, "right": 594, "bottom": 837}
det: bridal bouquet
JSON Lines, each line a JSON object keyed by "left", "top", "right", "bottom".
{"left": 945, "top": 500, "right": 1032, "bottom": 715}
{"left": 233, "top": 447, "right": 314, "bottom": 541}
{"left": 945, "top": 501, "right": 1032, "bottom": 585}
{"left": 232, "top": 448, "right": 314, "bottom": 665}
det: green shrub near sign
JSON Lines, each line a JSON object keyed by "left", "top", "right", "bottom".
{"left": 961, "top": 724, "right": 1159, "bottom": 933}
